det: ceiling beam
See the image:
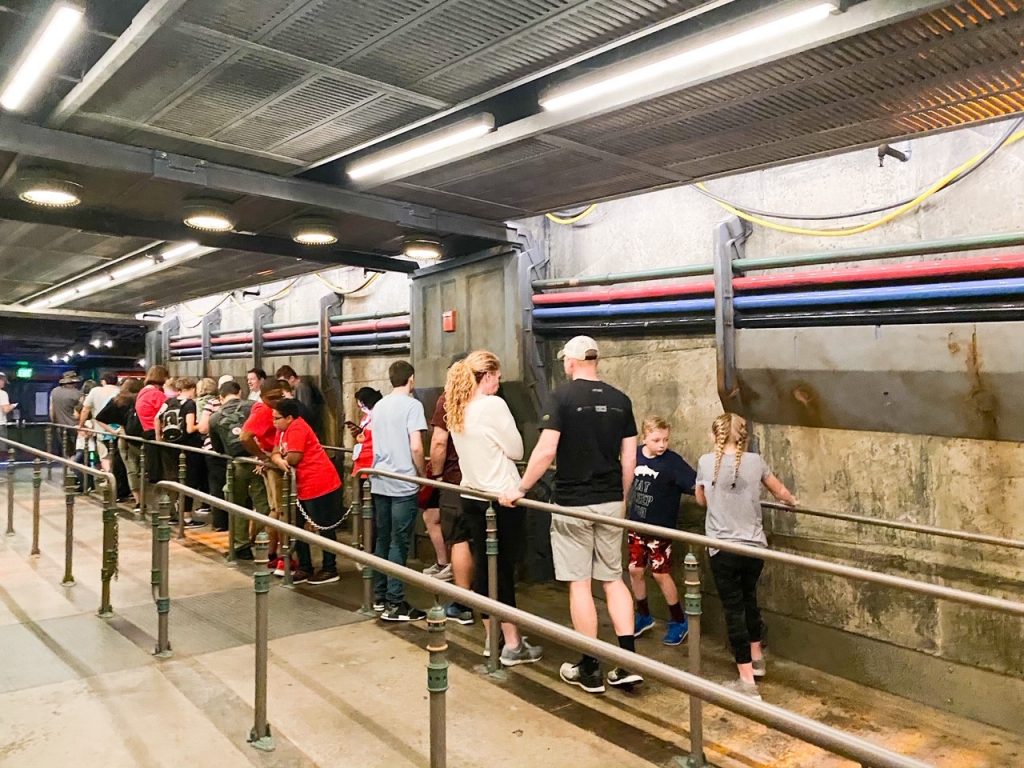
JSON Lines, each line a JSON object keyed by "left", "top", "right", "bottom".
{"left": 0, "top": 201, "right": 419, "bottom": 274}
{"left": 0, "top": 303, "right": 153, "bottom": 326}
{"left": 0, "top": 115, "right": 514, "bottom": 244}
{"left": 49, "top": 0, "right": 192, "bottom": 127}
{"left": 347, "top": 0, "right": 952, "bottom": 188}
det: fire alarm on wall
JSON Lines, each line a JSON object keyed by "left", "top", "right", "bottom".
{"left": 442, "top": 310, "right": 457, "bottom": 333}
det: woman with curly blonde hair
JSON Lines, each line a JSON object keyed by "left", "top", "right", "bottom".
{"left": 444, "top": 350, "right": 543, "bottom": 667}
{"left": 695, "top": 413, "right": 796, "bottom": 701}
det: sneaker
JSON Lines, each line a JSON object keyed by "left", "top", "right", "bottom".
{"left": 271, "top": 558, "right": 284, "bottom": 576}
{"left": 607, "top": 668, "right": 644, "bottom": 688}
{"left": 372, "top": 599, "right": 386, "bottom": 612}
{"left": 500, "top": 638, "right": 543, "bottom": 667}
{"left": 273, "top": 558, "right": 297, "bottom": 577}
{"left": 633, "top": 613, "right": 655, "bottom": 637}
{"left": 381, "top": 602, "right": 427, "bottom": 622}
{"left": 184, "top": 518, "right": 206, "bottom": 528}
{"left": 662, "top": 620, "right": 689, "bottom": 646}
{"left": 560, "top": 661, "right": 605, "bottom": 694}
{"left": 445, "top": 603, "right": 474, "bottom": 625}
{"left": 234, "top": 546, "right": 254, "bottom": 561}
{"left": 291, "top": 569, "right": 310, "bottom": 585}
{"left": 308, "top": 568, "right": 340, "bottom": 585}
{"left": 131, "top": 505, "right": 141, "bottom": 515}
{"left": 422, "top": 562, "right": 452, "bottom": 581}
{"left": 752, "top": 658, "right": 767, "bottom": 678}
{"left": 721, "top": 678, "right": 762, "bottom": 701}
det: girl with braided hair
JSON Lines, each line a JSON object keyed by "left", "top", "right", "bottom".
{"left": 695, "top": 413, "right": 796, "bottom": 700}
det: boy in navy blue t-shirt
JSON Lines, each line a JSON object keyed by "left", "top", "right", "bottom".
{"left": 628, "top": 416, "right": 697, "bottom": 646}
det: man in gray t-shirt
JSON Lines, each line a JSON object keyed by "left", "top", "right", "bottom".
{"left": 50, "top": 372, "right": 82, "bottom": 453}
{"left": 369, "top": 360, "right": 427, "bottom": 621}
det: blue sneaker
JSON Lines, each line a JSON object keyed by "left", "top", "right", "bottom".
{"left": 633, "top": 613, "right": 655, "bottom": 637}
{"left": 662, "top": 620, "right": 689, "bottom": 646}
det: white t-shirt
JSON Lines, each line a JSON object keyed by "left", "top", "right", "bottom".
{"left": 84, "top": 384, "right": 119, "bottom": 420}
{"left": 449, "top": 395, "right": 523, "bottom": 497}
{"left": 0, "top": 389, "right": 9, "bottom": 425}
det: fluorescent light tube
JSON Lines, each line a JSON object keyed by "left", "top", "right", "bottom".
{"left": 111, "top": 260, "right": 154, "bottom": 280}
{"left": 1, "top": 4, "right": 84, "bottom": 111}
{"left": 161, "top": 241, "right": 201, "bottom": 260}
{"left": 348, "top": 114, "right": 495, "bottom": 181}
{"left": 540, "top": 3, "right": 837, "bottom": 112}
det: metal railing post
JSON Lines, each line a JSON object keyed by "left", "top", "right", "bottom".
{"left": 225, "top": 458, "right": 237, "bottom": 565}
{"left": 139, "top": 441, "right": 148, "bottom": 520}
{"left": 62, "top": 467, "right": 76, "bottom": 585}
{"left": 427, "top": 603, "right": 449, "bottom": 768}
{"left": 99, "top": 478, "right": 118, "bottom": 618}
{"left": 350, "top": 473, "right": 361, "bottom": 549}
{"left": 5, "top": 446, "right": 15, "bottom": 535}
{"left": 30, "top": 458, "right": 41, "bottom": 555}
{"left": 684, "top": 548, "right": 705, "bottom": 767}
{"left": 485, "top": 502, "right": 500, "bottom": 673}
{"left": 281, "top": 469, "right": 294, "bottom": 586}
{"left": 45, "top": 425, "right": 53, "bottom": 479}
{"left": 155, "top": 494, "right": 172, "bottom": 657}
{"left": 249, "top": 531, "right": 275, "bottom": 751}
{"left": 361, "top": 474, "right": 374, "bottom": 614}
{"left": 176, "top": 448, "right": 187, "bottom": 539}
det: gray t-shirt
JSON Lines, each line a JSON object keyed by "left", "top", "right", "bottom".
{"left": 50, "top": 386, "right": 82, "bottom": 427}
{"left": 370, "top": 391, "right": 427, "bottom": 497}
{"left": 696, "top": 451, "right": 771, "bottom": 550}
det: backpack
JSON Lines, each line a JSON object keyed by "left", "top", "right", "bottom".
{"left": 213, "top": 399, "right": 252, "bottom": 457}
{"left": 160, "top": 398, "right": 185, "bottom": 443}
{"left": 124, "top": 403, "right": 144, "bottom": 438}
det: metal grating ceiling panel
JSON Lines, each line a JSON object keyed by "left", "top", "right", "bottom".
{"left": 178, "top": 0, "right": 316, "bottom": 42}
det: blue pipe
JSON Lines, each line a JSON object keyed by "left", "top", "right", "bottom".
{"left": 734, "top": 276, "right": 1024, "bottom": 310}
{"left": 262, "top": 338, "right": 319, "bottom": 350}
{"left": 329, "top": 331, "right": 411, "bottom": 345}
{"left": 205, "top": 343, "right": 252, "bottom": 354}
{"left": 533, "top": 298, "right": 715, "bottom": 319}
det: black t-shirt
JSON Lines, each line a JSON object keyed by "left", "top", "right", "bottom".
{"left": 180, "top": 399, "right": 203, "bottom": 448}
{"left": 541, "top": 378, "right": 637, "bottom": 506}
{"left": 627, "top": 447, "right": 696, "bottom": 529}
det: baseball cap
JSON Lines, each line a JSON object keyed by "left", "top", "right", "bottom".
{"left": 556, "top": 335, "right": 599, "bottom": 361}
{"left": 217, "top": 374, "right": 234, "bottom": 387}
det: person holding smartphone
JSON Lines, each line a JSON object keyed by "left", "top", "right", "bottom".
{"left": 348, "top": 387, "right": 382, "bottom": 477}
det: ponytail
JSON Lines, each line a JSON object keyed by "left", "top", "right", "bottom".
{"left": 442, "top": 349, "right": 501, "bottom": 433}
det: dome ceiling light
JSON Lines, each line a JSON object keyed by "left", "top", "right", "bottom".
{"left": 291, "top": 216, "right": 338, "bottom": 246}
{"left": 16, "top": 170, "right": 82, "bottom": 208}
{"left": 182, "top": 198, "right": 235, "bottom": 232}
{"left": 403, "top": 235, "right": 443, "bottom": 262}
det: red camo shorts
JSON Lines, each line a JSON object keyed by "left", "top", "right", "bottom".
{"left": 627, "top": 531, "right": 673, "bottom": 574}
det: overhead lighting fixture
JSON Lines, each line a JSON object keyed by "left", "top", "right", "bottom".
{"left": 16, "top": 169, "right": 82, "bottom": 208}
{"left": 0, "top": 4, "right": 83, "bottom": 112}
{"left": 539, "top": 2, "right": 838, "bottom": 112}
{"left": 403, "top": 235, "right": 443, "bottom": 262}
{"left": 49, "top": 355, "right": 59, "bottom": 363}
{"left": 182, "top": 198, "right": 235, "bottom": 232}
{"left": 347, "top": 114, "right": 495, "bottom": 182}
{"left": 137, "top": 359, "right": 147, "bottom": 368}
{"left": 291, "top": 217, "right": 338, "bottom": 246}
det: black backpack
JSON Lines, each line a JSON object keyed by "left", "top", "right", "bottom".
{"left": 124, "top": 403, "right": 144, "bottom": 438}
{"left": 213, "top": 399, "right": 252, "bottom": 457}
{"left": 160, "top": 398, "right": 185, "bottom": 443}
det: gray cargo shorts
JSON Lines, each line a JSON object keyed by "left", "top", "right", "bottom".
{"left": 550, "top": 500, "right": 626, "bottom": 582}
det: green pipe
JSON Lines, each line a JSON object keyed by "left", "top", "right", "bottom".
{"left": 328, "top": 310, "right": 409, "bottom": 323}
{"left": 734, "top": 231, "right": 1024, "bottom": 273}
{"left": 531, "top": 231, "right": 1024, "bottom": 289}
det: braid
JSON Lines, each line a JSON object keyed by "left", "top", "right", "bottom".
{"left": 710, "top": 414, "right": 730, "bottom": 486}
{"left": 732, "top": 415, "right": 749, "bottom": 488}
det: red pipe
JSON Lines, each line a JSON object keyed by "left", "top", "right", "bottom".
{"left": 263, "top": 328, "right": 318, "bottom": 341}
{"left": 168, "top": 339, "right": 202, "bottom": 349}
{"left": 533, "top": 252, "right": 1024, "bottom": 306}
{"left": 329, "top": 318, "right": 410, "bottom": 335}
{"left": 210, "top": 334, "right": 253, "bottom": 345}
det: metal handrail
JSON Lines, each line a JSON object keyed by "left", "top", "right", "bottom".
{"left": 762, "top": 501, "right": 1024, "bottom": 551}
{"left": 362, "top": 469, "right": 1024, "bottom": 618}
{"left": 46, "top": 422, "right": 260, "bottom": 465}
{"left": 154, "top": 479, "right": 930, "bottom": 768}
{"left": 0, "top": 436, "right": 119, "bottom": 615}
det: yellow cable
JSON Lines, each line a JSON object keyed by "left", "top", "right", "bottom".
{"left": 313, "top": 270, "right": 381, "bottom": 295}
{"left": 698, "top": 130, "right": 1024, "bottom": 237}
{"left": 546, "top": 204, "right": 597, "bottom": 225}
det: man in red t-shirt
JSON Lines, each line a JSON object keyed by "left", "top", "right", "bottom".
{"left": 271, "top": 399, "right": 343, "bottom": 585}
{"left": 241, "top": 380, "right": 285, "bottom": 569}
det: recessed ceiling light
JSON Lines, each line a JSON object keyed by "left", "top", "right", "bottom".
{"left": 403, "top": 235, "right": 443, "bottom": 261}
{"left": 0, "top": 4, "right": 83, "bottom": 112}
{"left": 16, "top": 171, "right": 82, "bottom": 208}
{"left": 291, "top": 217, "right": 338, "bottom": 246}
{"left": 182, "top": 199, "right": 234, "bottom": 232}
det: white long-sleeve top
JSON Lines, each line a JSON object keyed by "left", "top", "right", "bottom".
{"left": 449, "top": 394, "right": 523, "bottom": 497}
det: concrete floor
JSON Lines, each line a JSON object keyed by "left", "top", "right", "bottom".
{"left": 1, "top": 475, "right": 1021, "bottom": 768}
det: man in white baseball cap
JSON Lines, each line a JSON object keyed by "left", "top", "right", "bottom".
{"left": 502, "top": 334, "right": 642, "bottom": 693}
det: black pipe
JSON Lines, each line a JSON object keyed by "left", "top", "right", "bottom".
{"left": 532, "top": 317, "right": 714, "bottom": 336}
{"left": 737, "top": 300, "right": 1024, "bottom": 328}
{"left": 328, "top": 343, "right": 411, "bottom": 355}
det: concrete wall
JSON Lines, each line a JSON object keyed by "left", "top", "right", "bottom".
{"left": 518, "top": 120, "right": 1024, "bottom": 730}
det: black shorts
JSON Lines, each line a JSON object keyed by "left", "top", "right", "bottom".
{"left": 439, "top": 488, "right": 470, "bottom": 545}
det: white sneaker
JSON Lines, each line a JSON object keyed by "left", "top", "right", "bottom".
{"left": 721, "top": 678, "right": 762, "bottom": 701}
{"left": 422, "top": 562, "right": 452, "bottom": 581}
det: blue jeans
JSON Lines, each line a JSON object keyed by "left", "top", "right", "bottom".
{"left": 372, "top": 493, "right": 418, "bottom": 605}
